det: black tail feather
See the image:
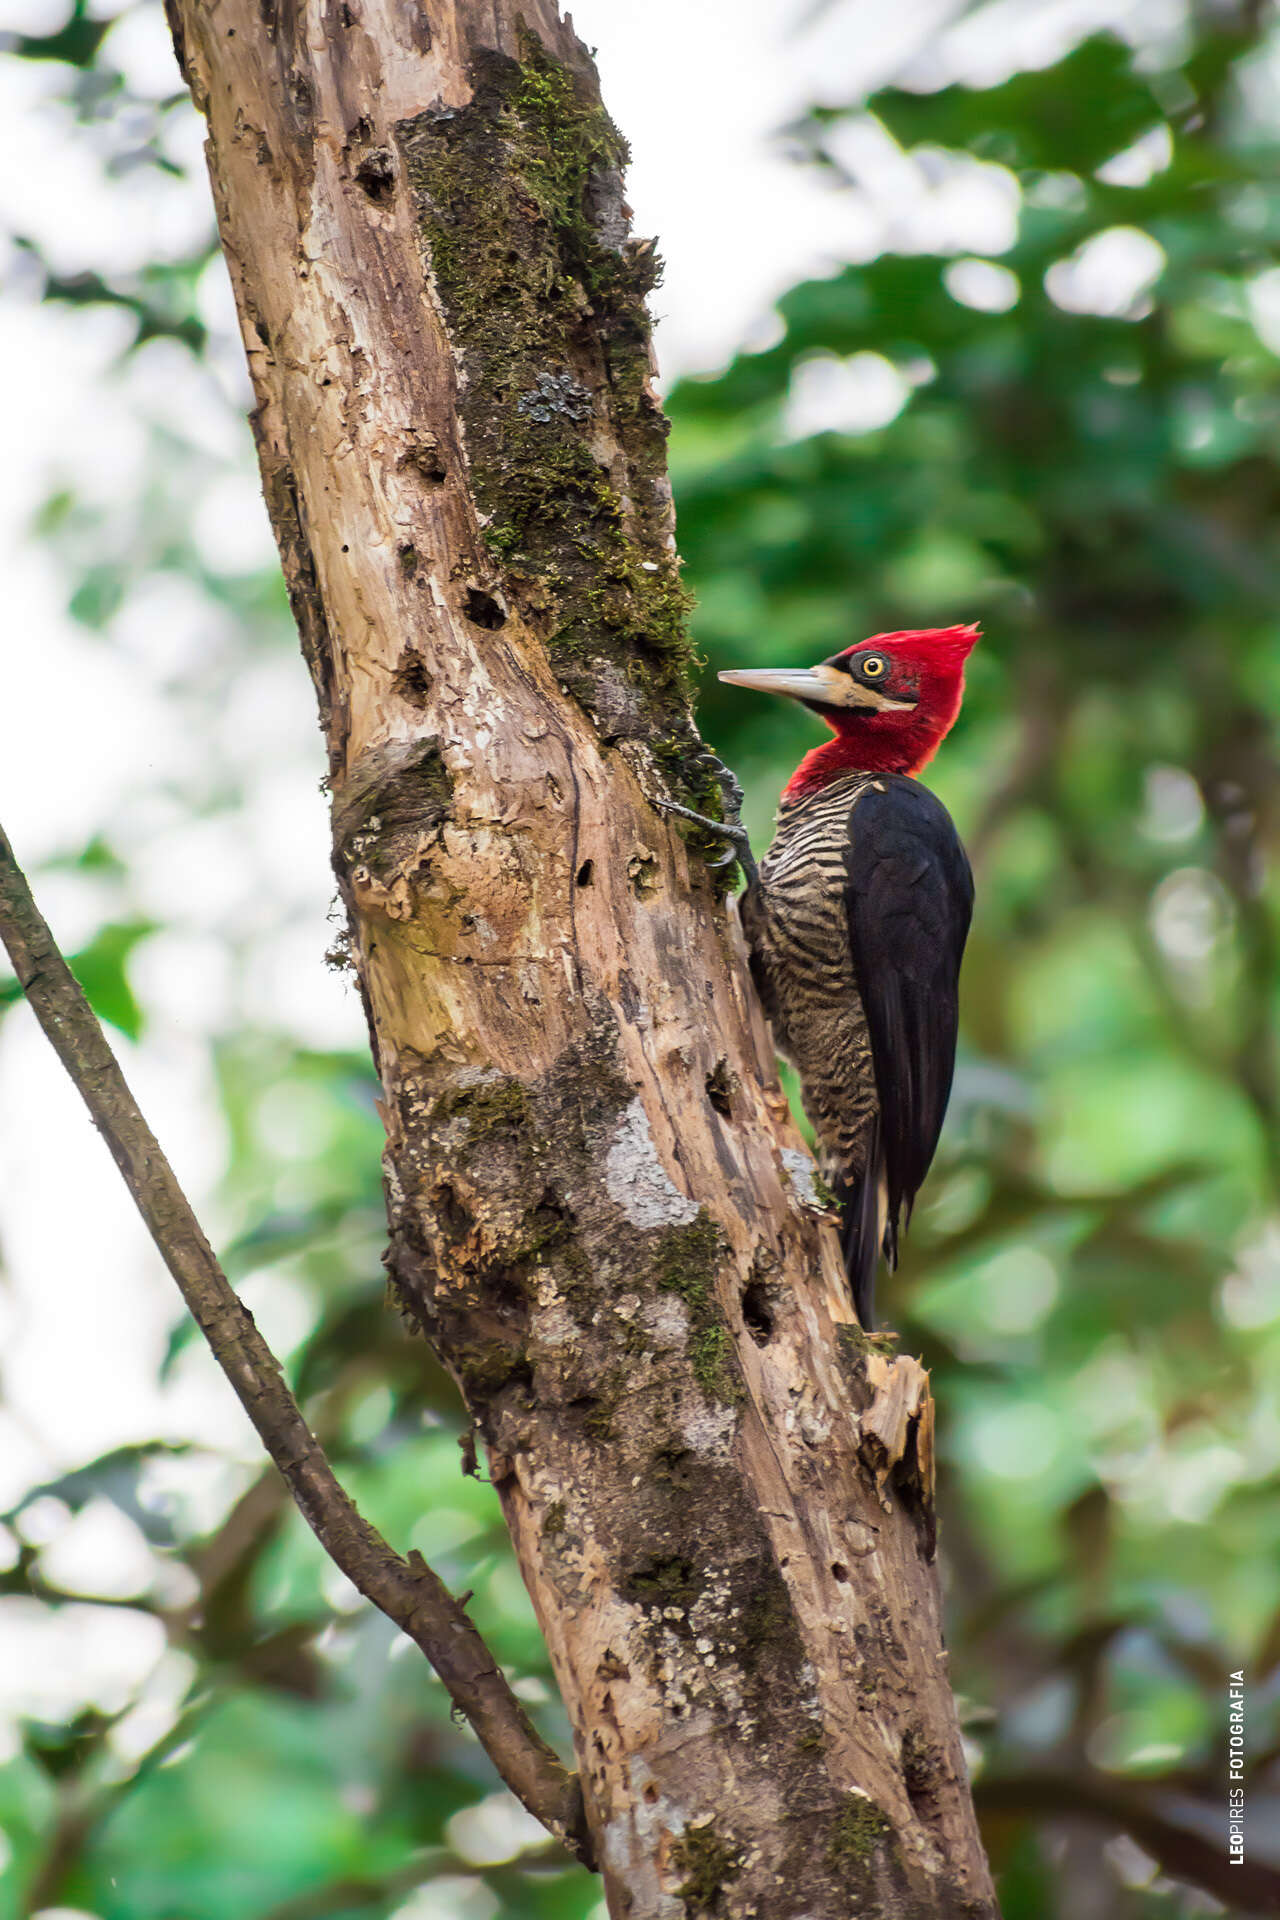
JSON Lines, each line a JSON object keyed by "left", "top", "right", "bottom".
{"left": 832, "top": 1124, "right": 896, "bottom": 1331}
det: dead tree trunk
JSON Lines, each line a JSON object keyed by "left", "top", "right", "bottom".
{"left": 167, "top": 2, "right": 998, "bottom": 1912}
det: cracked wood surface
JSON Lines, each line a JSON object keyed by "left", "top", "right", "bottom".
{"left": 167, "top": 0, "right": 998, "bottom": 1911}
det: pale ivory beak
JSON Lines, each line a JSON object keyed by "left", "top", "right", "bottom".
{"left": 718, "top": 665, "right": 846, "bottom": 703}
{"left": 719, "top": 663, "right": 915, "bottom": 714}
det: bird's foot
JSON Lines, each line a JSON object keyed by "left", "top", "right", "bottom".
{"left": 694, "top": 748, "right": 746, "bottom": 828}
{"left": 658, "top": 749, "right": 757, "bottom": 886}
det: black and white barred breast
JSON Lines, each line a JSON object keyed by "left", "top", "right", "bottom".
{"left": 740, "top": 772, "right": 881, "bottom": 1187}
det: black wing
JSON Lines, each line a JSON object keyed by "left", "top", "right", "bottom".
{"left": 838, "top": 775, "right": 973, "bottom": 1326}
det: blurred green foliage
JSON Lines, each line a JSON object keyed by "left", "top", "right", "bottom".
{"left": 2, "top": 2, "right": 1279, "bottom": 1917}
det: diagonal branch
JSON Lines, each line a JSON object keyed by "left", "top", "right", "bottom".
{"left": 976, "top": 1769, "right": 1280, "bottom": 1912}
{"left": 0, "top": 821, "right": 592, "bottom": 1868}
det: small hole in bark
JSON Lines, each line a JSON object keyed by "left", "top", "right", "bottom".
{"left": 643, "top": 1783, "right": 659, "bottom": 1804}
{"left": 628, "top": 852, "right": 660, "bottom": 898}
{"left": 355, "top": 148, "right": 396, "bottom": 202}
{"left": 400, "top": 441, "right": 446, "bottom": 486}
{"left": 576, "top": 860, "right": 594, "bottom": 888}
{"left": 653, "top": 1442, "right": 694, "bottom": 1487}
{"left": 705, "top": 1058, "right": 735, "bottom": 1117}
{"left": 433, "top": 1183, "right": 471, "bottom": 1243}
{"left": 464, "top": 587, "right": 506, "bottom": 630}
{"left": 901, "top": 1726, "right": 941, "bottom": 1811}
{"left": 831, "top": 1562, "right": 850, "bottom": 1584}
{"left": 741, "top": 1280, "right": 775, "bottom": 1347}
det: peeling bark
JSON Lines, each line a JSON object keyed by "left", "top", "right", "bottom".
{"left": 168, "top": 1, "right": 998, "bottom": 1912}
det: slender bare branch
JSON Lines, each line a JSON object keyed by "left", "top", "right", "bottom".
{"left": 0, "top": 821, "right": 591, "bottom": 1867}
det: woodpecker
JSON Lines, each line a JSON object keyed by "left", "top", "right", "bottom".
{"left": 676, "top": 625, "right": 978, "bottom": 1328}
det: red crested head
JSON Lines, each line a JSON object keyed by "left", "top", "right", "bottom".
{"left": 719, "top": 623, "right": 980, "bottom": 802}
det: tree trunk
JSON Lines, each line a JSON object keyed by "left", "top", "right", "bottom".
{"left": 166, "top": 2, "right": 998, "bottom": 1912}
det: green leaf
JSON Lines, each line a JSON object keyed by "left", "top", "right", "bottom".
{"left": 67, "top": 918, "right": 156, "bottom": 1040}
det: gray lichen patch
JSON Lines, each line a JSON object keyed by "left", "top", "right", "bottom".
{"left": 780, "top": 1146, "right": 839, "bottom": 1213}
{"left": 518, "top": 369, "right": 593, "bottom": 422}
{"left": 605, "top": 1097, "right": 699, "bottom": 1229}
{"left": 395, "top": 34, "right": 734, "bottom": 843}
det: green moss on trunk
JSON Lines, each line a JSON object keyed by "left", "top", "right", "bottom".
{"left": 670, "top": 1822, "right": 743, "bottom": 1913}
{"left": 396, "top": 35, "right": 730, "bottom": 833}
{"left": 429, "top": 1076, "right": 533, "bottom": 1140}
{"left": 689, "top": 1324, "right": 743, "bottom": 1406}
{"left": 829, "top": 1791, "right": 892, "bottom": 1868}
{"left": 654, "top": 1211, "right": 741, "bottom": 1405}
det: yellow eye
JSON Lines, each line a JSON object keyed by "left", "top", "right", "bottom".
{"left": 860, "top": 654, "right": 886, "bottom": 678}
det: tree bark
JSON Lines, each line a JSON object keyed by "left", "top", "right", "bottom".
{"left": 166, "top": 2, "right": 998, "bottom": 1912}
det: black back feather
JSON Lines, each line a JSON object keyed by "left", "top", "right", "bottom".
{"left": 838, "top": 776, "right": 973, "bottom": 1325}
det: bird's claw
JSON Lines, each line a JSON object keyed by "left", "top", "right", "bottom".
{"left": 691, "top": 749, "right": 746, "bottom": 825}
{"left": 656, "top": 787, "right": 758, "bottom": 887}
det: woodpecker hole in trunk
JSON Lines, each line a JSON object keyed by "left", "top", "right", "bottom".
{"left": 741, "top": 1280, "right": 775, "bottom": 1346}
{"left": 392, "top": 651, "right": 434, "bottom": 710}
{"left": 576, "top": 860, "right": 594, "bottom": 888}
{"left": 399, "top": 439, "right": 446, "bottom": 486}
{"left": 705, "top": 1058, "right": 736, "bottom": 1117}
{"left": 354, "top": 148, "right": 396, "bottom": 201}
{"left": 464, "top": 587, "right": 506, "bottom": 629}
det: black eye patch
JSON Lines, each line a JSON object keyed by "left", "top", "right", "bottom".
{"left": 823, "top": 650, "right": 897, "bottom": 685}
{"left": 826, "top": 652, "right": 880, "bottom": 675}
